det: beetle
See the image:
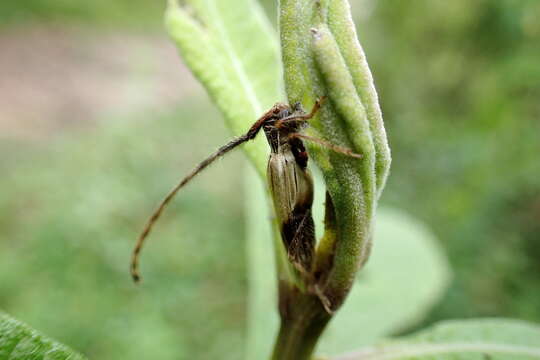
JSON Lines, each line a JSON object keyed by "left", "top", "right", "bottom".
{"left": 130, "top": 97, "right": 361, "bottom": 282}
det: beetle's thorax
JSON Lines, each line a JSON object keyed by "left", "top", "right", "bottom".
{"left": 262, "top": 104, "right": 306, "bottom": 154}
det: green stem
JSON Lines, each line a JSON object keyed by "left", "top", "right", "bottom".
{"left": 271, "top": 283, "right": 332, "bottom": 360}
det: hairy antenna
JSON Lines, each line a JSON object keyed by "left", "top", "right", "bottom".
{"left": 131, "top": 132, "right": 258, "bottom": 283}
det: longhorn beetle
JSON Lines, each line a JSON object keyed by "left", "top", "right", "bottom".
{"left": 130, "top": 97, "right": 361, "bottom": 283}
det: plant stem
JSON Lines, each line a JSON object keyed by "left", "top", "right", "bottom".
{"left": 271, "top": 283, "right": 332, "bottom": 360}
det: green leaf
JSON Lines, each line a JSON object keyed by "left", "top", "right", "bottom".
{"left": 0, "top": 312, "right": 86, "bottom": 360}
{"left": 245, "top": 170, "right": 450, "bottom": 359}
{"left": 165, "top": 0, "right": 281, "bottom": 175}
{"left": 333, "top": 319, "right": 540, "bottom": 360}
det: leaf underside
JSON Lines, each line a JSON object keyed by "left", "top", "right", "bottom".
{"left": 334, "top": 319, "right": 540, "bottom": 360}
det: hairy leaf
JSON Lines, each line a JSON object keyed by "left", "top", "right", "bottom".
{"left": 165, "top": 0, "right": 281, "bottom": 174}
{"left": 280, "top": 0, "right": 391, "bottom": 311}
{"left": 0, "top": 312, "right": 86, "bottom": 360}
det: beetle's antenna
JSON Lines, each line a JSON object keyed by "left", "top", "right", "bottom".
{"left": 289, "top": 133, "right": 363, "bottom": 159}
{"left": 131, "top": 127, "right": 263, "bottom": 283}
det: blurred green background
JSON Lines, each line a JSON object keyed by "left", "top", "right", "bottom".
{"left": 0, "top": 0, "right": 539, "bottom": 359}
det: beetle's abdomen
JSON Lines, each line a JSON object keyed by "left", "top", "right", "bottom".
{"left": 267, "top": 149, "right": 315, "bottom": 272}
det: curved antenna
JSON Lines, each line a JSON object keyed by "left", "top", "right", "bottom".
{"left": 131, "top": 132, "right": 255, "bottom": 283}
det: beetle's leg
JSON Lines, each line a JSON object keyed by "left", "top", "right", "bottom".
{"left": 275, "top": 96, "right": 326, "bottom": 127}
{"left": 289, "top": 133, "right": 363, "bottom": 159}
{"left": 313, "top": 284, "right": 334, "bottom": 314}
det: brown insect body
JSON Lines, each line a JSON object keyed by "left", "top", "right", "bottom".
{"left": 130, "top": 97, "right": 360, "bottom": 283}
{"left": 263, "top": 103, "right": 315, "bottom": 272}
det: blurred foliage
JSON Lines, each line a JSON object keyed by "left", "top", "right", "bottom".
{"left": 359, "top": 0, "right": 540, "bottom": 324}
{"left": 0, "top": 102, "right": 248, "bottom": 359}
{"left": 0, "top": 0, "right": 163, "bottom": 28}
{"left": 335, "top": 319, "right": 540, "bottom": 360}
{"left": 0, "top": 0, "right": 539, "bottom": 359}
